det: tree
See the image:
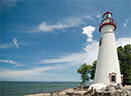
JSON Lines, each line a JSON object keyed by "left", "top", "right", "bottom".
{"left": 90, "top": 60, "right": 97, "bottom": 80}
{"left": 117, "top": 44, "right": 131, "bottom": 85}
{"left": 77, "top": 63, "right": 91, "bottom": 85}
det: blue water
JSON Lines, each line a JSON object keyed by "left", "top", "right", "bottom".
{"left": 0, "top": 81, "right": 93, "bottom": 96}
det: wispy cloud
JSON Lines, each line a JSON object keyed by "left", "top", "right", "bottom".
{"left": 0, "top": 59, "right": 23, "bottom": 66}
{"left": 0, "top": 38, "right": 31, "bottom": 49}
{"left": 0, "top": 64, "right": 66, "bottom": 79}
{"left": 84, "top": 15, "right": 95, "bottom": 22}
{"left": 61, "top": 16, "right": 84, "bottom": 27}
{"left": 29, "top": 15, "right": 95, "bottom": 33}
{"left": 36, "top": 17, "right": 83, "bottom": 33}
{"left": 37, "top": 22, "right": 67, "bottom": 33}
{"left": 39, "top": 52, "right": 88, "bottom": 65}
{"left": 0, "top": 43, "right": 14, "bottom": 49}
{"left": 123, "top": 18, "right": 130, "bottom": 27}
{"left": 96, "top": 14, "right": 102, "bottom": 22}
{"left": 1, "top": 0, "right": 17, "bottom": 10}
{"left": 13, "top": 38, "right": 19, "bottom": 49}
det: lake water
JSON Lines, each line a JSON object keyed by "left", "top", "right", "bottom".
{"left": 0, "top": 81, "right": 93, "bottom": 96}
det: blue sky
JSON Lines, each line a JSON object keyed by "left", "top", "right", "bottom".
{"left": 0, "top": 0, "right": 131, "bottom": 81}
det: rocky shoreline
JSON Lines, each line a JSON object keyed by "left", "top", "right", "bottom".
{"left": 23, "top": 84, "right": 131, "bottom": 96}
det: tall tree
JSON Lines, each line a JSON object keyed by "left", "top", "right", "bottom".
{"left": 117, "top": 44, "right": 131, "bottom": 84}
{"left": 77, "top": 63, "right": 91, "bottom": 85}
{"left": 90, "top": 60, "right": 97, "bottom": 80}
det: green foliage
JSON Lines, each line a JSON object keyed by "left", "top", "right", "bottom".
{"left": 117, "top": 44, "right": 131, "bottom": 84}
{"left": 77, "top": 63, "right": 91, "bottom": 85}
{"left": 90, "top": 60, "right": 97, "bottom": 80}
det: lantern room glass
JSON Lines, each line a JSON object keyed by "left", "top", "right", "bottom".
{"left": 104, "top": 14, "right": 112, "bottom": 19}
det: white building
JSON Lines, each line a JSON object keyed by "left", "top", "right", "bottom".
{"left": 90, "top": 11, "right": 122, "bottom": 90}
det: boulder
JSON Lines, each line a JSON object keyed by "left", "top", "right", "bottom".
{"left": 100, "top": 87, "right": 107, "bottom": 91}
{"left": 108, "top": 86, "right": 116, "bottom": 91}
{"left": 105, "top": 85, "right": 116, "bottom": 91}
{"left": 120, "top": 90, "right": 131, "bottom": 96}
{"left": 115, "top": 83, "right": 123, "bottom": 90}
{"left": 128, "top": 88, "right": 131, "bottom": 93}
{"left": 113, "top": 90, "right": 122, "bottom": 96}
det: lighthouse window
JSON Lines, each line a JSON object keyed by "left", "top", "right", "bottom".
{"left": 104, "top": 14, "right": 112, "bottom": 19}
{"left": 99, "top": 40, "right": 102, "bottom": 46}
{"left": 111, "top": 75, "right": 115, "bottom": 83}
{"left": 99, "top": 38, "right": 103, "bottom": 46}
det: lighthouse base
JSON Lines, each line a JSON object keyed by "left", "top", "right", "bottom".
{"left": 89, "top": 82, "right": 121, "bottom": 91}
{"left": 89, "top": 83, "right": 106, "bottom": 91}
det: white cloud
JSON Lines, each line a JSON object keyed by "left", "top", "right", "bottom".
{"left": 82, "top": 26, "right": 96, "bottom": 42}
{"left": 0, "top": 43, "right": 14, "bottom": 49}
{"left": 0, "top": 59, "right": 23, "bottom": 66}
{"left": 84, "top": 40, "right": 99, "bottom": 64}
{"left": 123, "top": 18, "right": 130, "bottom": 27}
{"left": 13, "top": 38, "right": 19, "bottom": 49}
{"left": 116, "top": 37, "right": 131, "bottom": 47}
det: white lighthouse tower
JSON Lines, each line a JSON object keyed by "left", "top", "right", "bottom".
{"left": 90, "top": 11, "right": 121, "bottom": 89}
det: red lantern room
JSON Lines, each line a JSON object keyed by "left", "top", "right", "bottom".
{"left": 99, "top": 11, "right": 116, "bottom": 32}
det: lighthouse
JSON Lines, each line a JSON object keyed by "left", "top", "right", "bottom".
{"left": 90, "top": 11, "right": 122, "bottom": 89}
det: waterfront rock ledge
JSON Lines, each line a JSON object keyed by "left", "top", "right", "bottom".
{"left": 23, "top": 83, "right": 131, "bottom": 96}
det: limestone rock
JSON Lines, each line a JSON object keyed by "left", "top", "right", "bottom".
{"left": 120, "top": 90, "right": 131, "bottom": 96}
{"left": 113, "top": 90, "right": 123, "bottom": 96}
{"left": 115, "top": 83, "right": 123, "bottom": 90}
{"left": 100, "top": 87, "right": 107, "bottom": 91}
{"left": 129, "top": 88, "right": 131, "bottom": 93}
{"left": 106, "top": 85, "right": 116, "bottom": 91}
{"left": 109, "top": 86, "right": 116, "bottom": 91}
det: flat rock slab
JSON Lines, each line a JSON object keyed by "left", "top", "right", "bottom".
{"left": 23, "top": 93, "right": 50, "bottom": 96}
